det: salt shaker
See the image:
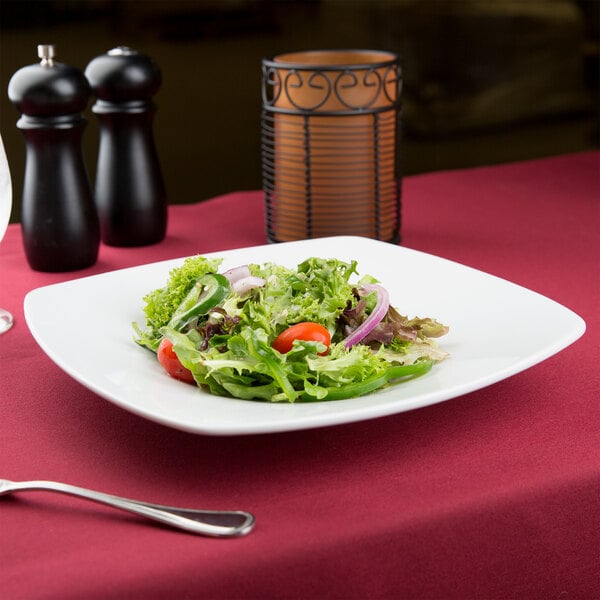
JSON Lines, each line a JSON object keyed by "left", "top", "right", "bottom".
{"left": 7, "top": 44, "right": 100, "bottom": 272}
{"left": 84, "top": 47, "right": 167, "bottom": 247}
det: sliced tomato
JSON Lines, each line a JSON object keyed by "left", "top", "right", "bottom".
{"left": 157, "top": 338, "right": 195, "bottom": 384}
{"left": 272, "top": 322, "right": 331, "bottom": 356}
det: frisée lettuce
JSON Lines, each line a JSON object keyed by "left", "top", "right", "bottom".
{"left": 133, "top": 256, "right": 449, "bottom": 402}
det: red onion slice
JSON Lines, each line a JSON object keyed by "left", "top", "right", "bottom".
{"left": 343, "top": 284, "right": 390, "bottom": 348}
{"left": 232, "top": 275, "right": 265, "bottom": 296}
{"left": 222, "top": 265, "right": 251, "bottom": 284}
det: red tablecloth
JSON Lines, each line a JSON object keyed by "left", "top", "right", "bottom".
{"left": 1, "top": 152, "right": 598, "bottom": 599}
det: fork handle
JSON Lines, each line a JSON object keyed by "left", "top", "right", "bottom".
{"left": 5, "top": 480, "right": 255, "bottom": 537}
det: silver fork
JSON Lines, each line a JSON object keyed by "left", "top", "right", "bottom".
{"left": 0, "top": 478, "right": 255, "bottom": 537}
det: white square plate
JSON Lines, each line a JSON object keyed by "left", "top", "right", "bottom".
{"left": 24, "top": 236, "right": 585, "bottom": 435}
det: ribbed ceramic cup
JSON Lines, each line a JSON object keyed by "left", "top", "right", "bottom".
{"left": 261, "top": 50, "right": 402, "bottom": 242}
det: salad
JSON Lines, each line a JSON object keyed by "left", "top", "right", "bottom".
{"left": 133, "top": 255, "right": 449, "bottom": 402}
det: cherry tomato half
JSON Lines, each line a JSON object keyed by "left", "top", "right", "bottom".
{"left": 272, "top": 322, "right": 331, "bottom": 356}
{"left": 157, "top": 338, "right": 195, "bottom": 384}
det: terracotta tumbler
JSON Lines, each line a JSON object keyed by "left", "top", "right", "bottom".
{"left": 262, "top": 50, "right": 402, "bottom": 243}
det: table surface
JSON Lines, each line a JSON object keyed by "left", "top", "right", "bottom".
{"left": 1, "top": 151, "right": 598, "bottom": 600}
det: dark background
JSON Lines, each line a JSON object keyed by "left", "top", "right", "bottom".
{"left": 1, "top": 0, "right": 598, "bottom": 224}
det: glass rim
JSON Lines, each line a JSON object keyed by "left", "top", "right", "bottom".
{"left": 263, "top": 49, "right": 400, "bottom": 70}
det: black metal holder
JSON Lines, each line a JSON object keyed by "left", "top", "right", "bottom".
{"left": 261, "top": 50, "right": 402, "bottom": 243}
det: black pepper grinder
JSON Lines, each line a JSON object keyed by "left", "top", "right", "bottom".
{"left": 7, "top": 44, "right": 100, "bottom": 272}
{"left": 84, "top": 47, "right": 167, "bottom": 246}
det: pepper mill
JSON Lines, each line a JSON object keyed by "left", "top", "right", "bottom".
{"left": 7, "top": 44, "right": 100, "bottom": 272}
{"left": 85, "top": 47, "right": 167, "bottom": 247}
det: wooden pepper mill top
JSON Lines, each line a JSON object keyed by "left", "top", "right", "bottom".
{"left": 9, "top": 44, "right": 91, "bottom": 122}
{"left": 85, "top": 46, "right": 162, "bottom": 110}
